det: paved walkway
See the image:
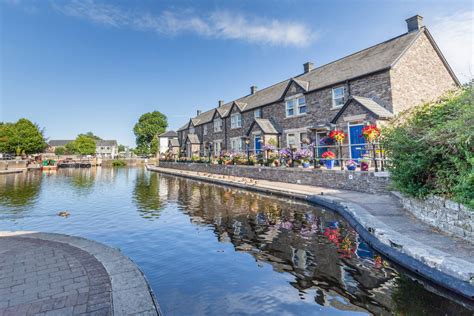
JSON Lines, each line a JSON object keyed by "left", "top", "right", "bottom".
{"left": 148, "top": 165, "right": 474, "bottom": 298}
{"left": 0, "top": 232, "right": 159, "bottom": 316}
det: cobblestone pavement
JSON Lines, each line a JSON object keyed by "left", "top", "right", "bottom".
{"left": 0, "top": 237, "right": 112, "bottom": 316}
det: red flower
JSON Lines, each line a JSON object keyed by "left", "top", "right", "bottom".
{"left": 321, "top": 150, "right": 336, "bottom": 159}
{"left": 329, "top": 130, "right": 346, "bottom": 143}
{"left": 362, "top": 125, "right": 381, "bottom": 142}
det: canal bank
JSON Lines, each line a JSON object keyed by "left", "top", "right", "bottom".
{"left": 146, "top": 165, "right": 474, "bottom": 301}
{"left": 0, "top": 231, "right": 160, "bottom": 315}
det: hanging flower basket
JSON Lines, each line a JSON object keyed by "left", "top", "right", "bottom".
{"left": 362, "top": 125, "right": 381, "bottom": 142}
{"left": 329, "top": 130, "right": 346, "bottom": 143}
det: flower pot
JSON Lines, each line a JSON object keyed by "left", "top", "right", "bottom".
{"left": 360, "top": 162, "right": 369, "bottom": 171}
{"left": 325, "top": 160, "right": 335, "bottom": 169}
{"left": 347, "top": 165, "right": 357, "bottom": 171}
{"left": 303, "top": 162, "right": 310, "bottom": 168}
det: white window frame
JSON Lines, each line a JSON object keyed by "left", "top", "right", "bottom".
{"left": 287, "top": 133, "right": 297, "bottom": 147}
{"left": 213, "top": 141, "right": 222, "bottom": 156}
{"left": 230, "top": 137, "right": 243, "bottom": 152}
{"left": 189, "top": 125, "right": 195, "bottom": 134}
{"left": 254, "top": 108, "right": 262, "bottom": 118}
{"left": 230, "top": 113, "right": 242, "bottom": 129}
{"left": 203, "top": 124, "right": 208, "bottom": 136}
{"left": 214, "top": 118, "right": 222, "bottom": 132}
{"left": 332, "top": 86, "right": 345, "bottom": 108}
{"left": 285, "top": 95, "right": 306, "bottom": 117}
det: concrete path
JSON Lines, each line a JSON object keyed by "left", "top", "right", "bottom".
{"left": 0, "top": 169, "right": 24, "bottom": 175}
{"left": 0, "top": 232, "right": 159, "bottom": 316}
{"left": 147, "top": 165, "right": 474, "bottom": 299}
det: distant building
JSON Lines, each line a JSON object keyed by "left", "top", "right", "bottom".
{"left": 158, "top": 131, "right": 178, "bottom": 154}
{"left": 48, "top": 139, "right": 118, "bottom": 158}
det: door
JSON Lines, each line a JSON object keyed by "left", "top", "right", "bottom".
{"left": 349, "top": 125, "right": 366, "bottom": 161}
{"left": 254, "top": 135, "right": 261, "bottom": 154}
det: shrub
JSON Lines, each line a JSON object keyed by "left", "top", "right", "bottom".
{"left": 383, "top": 85, "right": 473, "bottom": 208}
{"left": 112, "top": 159, "right": 127, "bottom": 167}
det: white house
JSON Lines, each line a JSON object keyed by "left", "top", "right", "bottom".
{"left": 158, "top": 131, "right": 178, "bottom": 154}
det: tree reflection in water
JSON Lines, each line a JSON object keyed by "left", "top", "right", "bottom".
{"left": 161, "top": 175, "right": 472, "bottom": 315}
{"left": 133, "top": 169, "right": 163, "bottom": 220}
{"left": 0, "top": 171, "right": 41, "bottom": 211}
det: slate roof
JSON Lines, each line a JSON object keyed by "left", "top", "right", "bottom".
{"left": 180, "top": 27, "right": 451, "bottom": 129}
{"left": 186, "top": 134, "right": 200, "bottom": 144}
{"left": 169, "top": 138, "right": 180, "bottom": 147}
{"left": 49, "top": 140, "right": 73, "bottom": 147}
{"left": 253, "top": 118, "right": 280, "bottom": 134}
{"left": 159, "top": 130, "right": 178, "bottom": 138}
{"left": 331, "top": 96, "right": 394, "bottom": 123}
{"left": 96, "top": 140, "right": 118, "bottom": 147}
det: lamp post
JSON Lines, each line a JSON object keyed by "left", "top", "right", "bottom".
{"left": 245, "top": 138, "right": 250, "bottom": 165}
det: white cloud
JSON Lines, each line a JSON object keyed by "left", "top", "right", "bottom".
{"left": 50, "top": 0, "right": 315, "bottom": 47}
{"left": 430, "top": 10, "right": 473, "bottom": 83}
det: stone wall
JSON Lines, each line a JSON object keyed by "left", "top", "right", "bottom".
{"left": 158, "top": 161, "right": 391, "bottom": 194}
{"left": 390, "top": 31, "right": 458, "bottom": 114}
{"left": 397, "top": 193, "right": 473, "bottom": 242}
{"left": 0, "top": 160, "right": 27, "bottom": 170}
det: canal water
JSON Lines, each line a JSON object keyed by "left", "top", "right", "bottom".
{"left": 0, "top": 167, "right": 471, "bottom": 315}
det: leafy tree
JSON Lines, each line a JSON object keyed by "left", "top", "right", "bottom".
{"left": 133, "top": 111, "right": 167, "bottom": 154}
{"left": 74, "top": 135, "right": 96, "bottom": 155}
{"left": 118, "top": 144, "right": 126, "bottom": 152}
{"left": 78, "top": 132, "right": 101, "bottom": 140}
{"left": 65, "top": 142, "right": 77, "bottom": 154}
{"left": 54, "top": 147, "right": 65, "bottom": 156}
{"left": 0, "top": 118, "right": 46, "bottom": 154}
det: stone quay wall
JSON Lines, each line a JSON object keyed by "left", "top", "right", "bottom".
{"left": 158, "top": 161, "right": 391, "bottom": 194}
{"left": 396, "top": 193, "right": 473, "bottom": 242}
{"left": 0, "top": 160, "right": 27, "bottom": 170}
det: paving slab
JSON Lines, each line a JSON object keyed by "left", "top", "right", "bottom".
{"left": 147, "top": 165, "right": 474, "bottom": 300}
{"left": 0, "top": 232, "right": 160, "bottom": 316}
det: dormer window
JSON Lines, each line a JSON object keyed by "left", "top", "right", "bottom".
{"left": 231, "top": 113, "right": 242, "bottom": 129}
{"left": 203, "top": 124, "right": 208, "bottom": 135}
{"left": 189, "top": 125, "right": 195, "bottom": 134}
{"left": 254, "top": 108, "right": 262, "bottom": 118}
{"left": 286, "top": 96, "right": 306, "bottom": 117}
{"left": 332, "top": 87, "right": 345, "bottom": 107}
{"left": 214, "top": 118, "right": 222, "bottom": 132}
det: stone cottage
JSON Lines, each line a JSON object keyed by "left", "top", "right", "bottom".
{"left": 176, "top": 15, "right": 459, "bottom": 159}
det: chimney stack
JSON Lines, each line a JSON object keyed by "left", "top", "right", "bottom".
{"left": 218, "top": 100, "right": 224, "bottom": 107}
{"left": 406, "top": 15, "right": 423, "bottom": 33}
{"left": 250, "top": 86, "right": 258, "bottom": 94}
{"left": 197, "top": 110, "right": 201, "bottom": 116}
{"left": 303, "top": 62, "right": 313, "bottom": 73}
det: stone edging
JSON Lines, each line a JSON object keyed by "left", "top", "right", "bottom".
{"left": 0, "top": 231, "right": 161, "bottom": 315}
{"left": 147, "top": 165, "right": 474, "bottom": 301}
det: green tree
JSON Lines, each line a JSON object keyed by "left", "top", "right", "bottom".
{"left": 65, "top": 142, "right": 77, "bottom": 154}
{"left": 0, "top": 118, "right": 46, "bottom": 154}
{"left": 78, "top": 132, "right": 101, "bottom": 141}
{"left": 74, "top": 135, "right": 96, "bottom": 155}
{"left": 133, "top": 111, "right": 167, "bottom": 154}
{"left": 118, "top": 144, "right": 126, "bottom": 152}
{"left": 54, "top": 147, "right": 65, "bottom": 156}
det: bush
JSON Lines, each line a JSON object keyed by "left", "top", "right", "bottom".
{"left": 112, "top": 159, "right": 127, "bottom": 167}
{"left": 383, "top": 85, "right": 473, "bottom": 208}
{"left": 54, "top": 147, "right": 65, "bottom": 156}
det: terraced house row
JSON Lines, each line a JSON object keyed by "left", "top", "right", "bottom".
{"left": 176, "top": 15, "right": 459, "bottom": 160}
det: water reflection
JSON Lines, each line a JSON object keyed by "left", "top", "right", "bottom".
{"left": 0, "top": 171, "right": 41, "bottom": 211}
{"left": 132, "top": 169, "right": 164, "bottom": 220}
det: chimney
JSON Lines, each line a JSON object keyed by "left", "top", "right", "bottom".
{"left": 218, "top": 100, "right": 224, "bottom": 107}
{"left": 250, "top": 86, "right": 258, "bottom": 94}
{"left": 196, "top": 110, "right": 201, "bottom": 116}
{"left": 303, "top": 62, "right": 313, "bottom": 73}
{"left": 406, "top": 15, "right": 423, "bottom": 33}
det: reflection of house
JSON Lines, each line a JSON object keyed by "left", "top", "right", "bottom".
{"left": 158, "top": 131, "right": 178, "bottom": 154}
{"left": 176, "top": 16, "right": 459, "bottom": 158}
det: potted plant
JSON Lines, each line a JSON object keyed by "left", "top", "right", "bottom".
{"left": 346, "top": 160, "right": 357, "bottom": 171}
{"left": 329, "top": 129, "right": 346, "bottom": 144}
{"left": 362, "top": 124, "right": 381, "bottom": 142}
{"left": 322, "top": 150, "right": 336, "bottom": 169}
{"left": 360, "top": 155, "right": 370, "bottom": 171}
{"left": 295, "top": 149, "right": 312, "bottom": 168}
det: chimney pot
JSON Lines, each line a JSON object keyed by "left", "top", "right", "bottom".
{"left": 197, "top": 110, "right": 201, "bottom": 116}
{"left": 218, "top": 100, "right": 224, "bottom": 107}
{"left": 303, "top": 62, "right": 313, "bottom": 73}
{"left": 406, "top": 15, "right": 423, "bottom": 32}
{"left": 250, "top": 86, "right": 258, "bottom": 94}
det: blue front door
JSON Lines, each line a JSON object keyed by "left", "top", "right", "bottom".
{"left": 349, "top": 125, "right": 366, "bottom": 160}
{"left": 255, "top": 136, "right": 261, "bottom": 154}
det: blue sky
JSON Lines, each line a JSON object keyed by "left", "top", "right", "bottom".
{"left": 1, "top": 0, "right": 472, "bottom": 146}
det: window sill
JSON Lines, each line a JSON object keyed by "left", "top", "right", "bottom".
{"left": 231, "top": 127, "right": 242, "bottom": 130}
{"left": 285, "top": 113, "right": 308, "bottom": 119}
{"left": 330, "top": 106, "right": 343, "bottom": 110}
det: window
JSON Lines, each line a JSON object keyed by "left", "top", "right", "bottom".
{"left": 300, "top": 133, "right": 308, "bottom": 149}
{"left": 189, "top": 125, "right": 195, "bottom": 134}
{"left": 214, "top": 141, "right": 222, "bottom": 156}
{"left": 287, "top": 133, "right": 296, "bottom": 147}
{"left": 203, "top": 124, "right": 208, "bottom": 135}
{"left": 231, "top": 113, "right": 242, "bottom": 129}
{"left": 286, "top": 96, "right": 306, "bottom": 117}
{"left": 230, "top": 137, "right": 243, "bottom": 152}
{"left": 214, "top": 118, "right": 222, "bottom": 132}
{"left": 254, "top": 108, "right": 262, "bottom": 118}
{"left": 332, "top": 87, "right": 345, "bottom": 107}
